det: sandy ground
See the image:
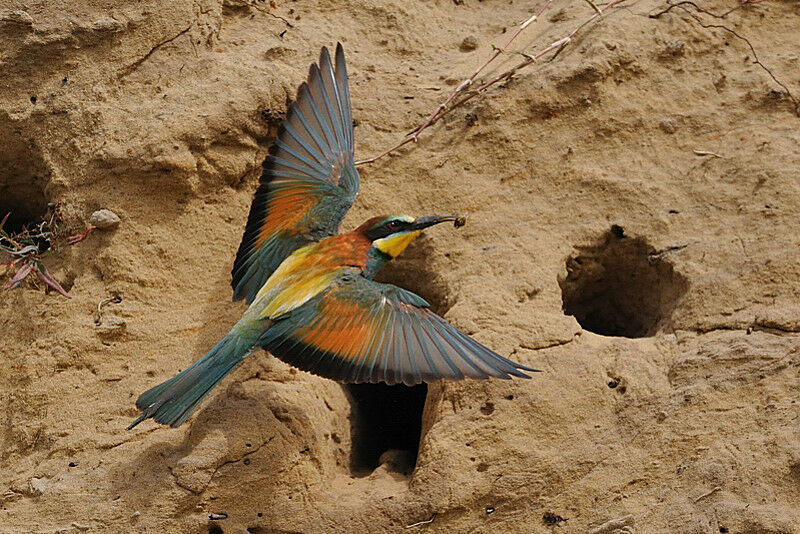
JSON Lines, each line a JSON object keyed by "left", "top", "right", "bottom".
{"left": 1, "top": 0, "right": 799, "bottom": 532}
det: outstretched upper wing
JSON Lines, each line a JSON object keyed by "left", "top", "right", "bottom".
{"left": 257, "top": 273, "right": 538, "bottom": 386}
{"left": 232, "top": 43, "right": 359, "bottom": 303}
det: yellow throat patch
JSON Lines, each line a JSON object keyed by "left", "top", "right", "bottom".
{"left": 373, "top": 230, "right": 422, "bottom": 258}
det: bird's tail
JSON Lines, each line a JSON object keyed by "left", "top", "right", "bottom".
{"left": 128, "top": 332, "right": 255, "bottom": 429}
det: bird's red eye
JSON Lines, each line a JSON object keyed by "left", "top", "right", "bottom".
{"left": 387, "top": 220, "right": 400, "bottom": 230}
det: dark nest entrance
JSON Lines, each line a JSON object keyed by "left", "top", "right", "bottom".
{"left": 0, "top": 181, "right": 51, "bottom": 254}
{"left": 0, "top": 126, "right": 52, "bottom": 243}
{"left": 343, "top": 237, "right": 450, "bottom": 476}
{"left": 345, "top": 383, "right": 427, "bottom": 476}
{"left": 0, "top": 182, "right": 49, "bottom": 235}
{"left": 558, "top": 225, "right": 688, "bottom": 338}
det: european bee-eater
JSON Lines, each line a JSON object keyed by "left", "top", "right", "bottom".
{"left": 129, "top": 44, "right": 535, "bottom": 429}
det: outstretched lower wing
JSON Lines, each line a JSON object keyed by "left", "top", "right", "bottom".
{"left": 232, "top": 43, "right": 359, "bottom": 303}
{"left": 258, "top": 274, "right": 538, "bottom": 386}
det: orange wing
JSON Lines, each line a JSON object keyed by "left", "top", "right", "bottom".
{"left": 232, "top": 44, "right": 359, "bottom": 303}
{"left": 257, "top": 273, "right": 538, "bottom": 385}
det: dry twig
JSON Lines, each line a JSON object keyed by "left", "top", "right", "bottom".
{"left": 404, "top": 514, "right": 436, "bottom": 529}
{"left": 356, "top": 0, "right": 626, "bottom": 165}
{"left": 650, "top": 0, "right": 799, "bottom": 116}
{"left": 693, "top": 149, "right": 723, "bottom": 158}
{"left": 693, "top": 486, "right": 721, "bottom": 502}
{"left": 649, "top": 0, "right": 765, "bottom": 20}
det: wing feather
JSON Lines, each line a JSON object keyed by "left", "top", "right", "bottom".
{"left": 232, "top": 44, "right": 359, "bottom": 304}
{"left": 401, "top": 313, "right": 423, "bottom": 386}
{"left": 382, "top": 311, "right": 399, "bottom": 384}
{"left": 433, "top": 318, "right": 491, "bottom": 379}
{"left": 353, "top": 304, "right": 392, "bottom": 383}
{"left": 307, "top": 66, "right": 342, "bottom": 152}
{"left": 410, "top": 313, "right": 448, "bottom": 381}
{"left": 258, "top": 274, "right": 537, "bottom": 385}
{"left": 318, "top": 47, "right": 348, "bottom": 150}
{"left": 335, "top": 44, "right": 354, "bottom": 150}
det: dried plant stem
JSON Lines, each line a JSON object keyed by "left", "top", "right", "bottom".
{"left": 355, "top": 0, "right": 624, "bottom": 165}
{"left": 650, "top": 0, "right": 799, "bottom": 115}
{"left": 583, "top": 0, "right": 603, "bottom": 15}
{"left": 356, "top": 2, "right": 552, "bottom": 165}
{"left": 718, "top": 0, "right": 764, "bottom": 18}
{"left": 650, "top": 0, "right": 764, "bottom": 19}
{"left": 467, "top": 0, "right": 624, "bottom": 96}
{"left": 405, "top": 514, "right": 436, "bottom": 528}
{"left": 413, "top": 4, "right": 552, "bottom": 138}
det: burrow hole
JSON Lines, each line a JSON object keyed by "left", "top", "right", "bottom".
{"left": 0, "top": 127, "right": 51, "bottom": 246}
{"left": 0, "top": 180, "right": 51, "bottom": 253}
{"left": 558, "top": 225, "right": 688, "bottom": 338}
{"left": 346, "top": 383, "right": 427, "bottom": 476}
{"left": 346, "top": 236, "right": 452, "bottom": 477}
{"left": 0, "top": 182, "right": 48, "bottom": 235}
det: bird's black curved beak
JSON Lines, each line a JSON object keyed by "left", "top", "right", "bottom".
{"left": 410, "top": 215, "right": 466, "bottom": 231}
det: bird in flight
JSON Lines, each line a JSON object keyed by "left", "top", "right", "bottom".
{"left": 130, "top": 44, "right": 536, "bottom": 429}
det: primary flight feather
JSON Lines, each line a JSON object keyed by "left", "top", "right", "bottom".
{"left": 130, "top": 44, "right": 536, "bottom": 429}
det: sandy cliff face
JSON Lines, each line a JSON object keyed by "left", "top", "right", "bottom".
{"left": 1, "top": 0, "right": 799, "bottom": 532}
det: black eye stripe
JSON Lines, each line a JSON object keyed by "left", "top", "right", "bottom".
{"left": 365, "top": 218, "right": 411, "bottom": 241}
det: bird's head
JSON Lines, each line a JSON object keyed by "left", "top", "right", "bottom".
{"left": 357, "top": 214, "right": 464, "bottom": 278}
